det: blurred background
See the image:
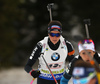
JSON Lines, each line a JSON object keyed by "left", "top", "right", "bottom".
{"left": 0, "top": 0, "right": 100, "bottom": 84}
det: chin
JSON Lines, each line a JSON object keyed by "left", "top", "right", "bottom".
{"left": 53, "top": 42, "right": 57, "bottom": 44}
{"left": 53, "top": 41, "right": 57, "bottom": 44}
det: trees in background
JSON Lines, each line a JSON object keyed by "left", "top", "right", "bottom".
{"left": 0, "top": 0, "right": 100, "bottom": 68}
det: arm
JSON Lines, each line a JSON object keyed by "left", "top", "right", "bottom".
{"left": 24, "top": 42, "right": 42, "bottom": 73}
{"left": 60, "top": 72, "right": 71, "bottom": 84}
{"left": 60, "top": 63, "right": 72, "bottom": 84}
{"left": 60, "top": 56, "right": 78, "bottom": 84}
{"left": 65, "top": 40, "right": 75, "bottom": 62}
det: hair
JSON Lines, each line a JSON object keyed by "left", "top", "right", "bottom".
{"left": 48, "top": 20, "right": 62, "bottom": 33}
{"left": 74, "top": 60, "right": 94, "bottom": 68}
{"left": 48, "top": 20, "right": 62, "bottom": 27}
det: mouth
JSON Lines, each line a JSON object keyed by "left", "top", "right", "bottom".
{"left": 86, "top": 60, "right": 90, "bottom": 62}
{"left": 53, "top": 40, "right": 57, "bottom": 42}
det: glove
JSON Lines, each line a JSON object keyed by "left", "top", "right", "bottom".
{"left": 30, "top": 69, "right": 41, "bottom": 78}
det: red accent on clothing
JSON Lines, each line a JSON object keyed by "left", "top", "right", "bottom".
{"left": 29, "top": 69, "right": 34, "bottom": 75}
{"left": 68, "top": 50, "right": 75, "bottom": 56}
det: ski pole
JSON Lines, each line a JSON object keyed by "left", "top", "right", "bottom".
{"left": 30, "top": 4, "right": 55, "bottom": 84}
{"left": 47, "top": 3, "right": 54, "bottom": 21}
{"left": 41, "top": 53, "right": 58, "bottom": 84}
{"left": 30, "top": 53, "right": 58, "bottom": 84}
{"left": 83, "top": 19, "right": 91, "bottom": 38}
{"left": 30, "top": 78, "right": 35, "bottom": 84}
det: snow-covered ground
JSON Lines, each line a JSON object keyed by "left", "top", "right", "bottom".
{"left": 0, "top": 67, "right": 73, "bottom": 84}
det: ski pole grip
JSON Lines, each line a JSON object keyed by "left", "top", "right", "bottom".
{"left": 83, "top": 19, "right": 91, "bottom": 26}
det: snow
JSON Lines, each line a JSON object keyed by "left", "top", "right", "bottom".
{"left": 0, "top": 67, "right": 73, "bottom": 84}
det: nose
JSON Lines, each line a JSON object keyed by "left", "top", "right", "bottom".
{"left": 53, "top": 36, "right": 57, "bottom": 38}
{"left": 84, "top": 54, "right": 90, "bottom": 59}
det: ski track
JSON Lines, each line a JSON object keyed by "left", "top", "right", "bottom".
{"left": 0, "top": 67, "right": 73, "bottom": 84}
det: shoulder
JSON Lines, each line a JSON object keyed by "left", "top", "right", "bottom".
{"left": 37, "top": 42, "right": 42, "bottom": 48}
{"left": 65, "top": 39, "right": 73, "bottom": 45}
{"left": 97, "top": 53, "right": 100, "bottom": 57}
{"left": 94, "top": 52, "right": 100, "bottom": 58}
{"left": 65, "top": 56, "right": 78, "bottom": 75}
{"left": 68, "top": 55, "right": 79, "bottom": 67}
{"left": 94, "top": 52, "right": 100, "bottom": 64}
{"left": 64, "top": 39, "right": 74, "bottom": 49}
{"left": 75, "top": 55, "right": 80, "bottom": 59}
{"left": 39, "top": 36, "right": 49, "bottom": 44}
{"left": 70, "top": 55, "right": 79, "bottom": 63}
{"left": 64, "top": 39, "right": 75, "bottom": 55}
{"left": 65, "top": 55, "right": 80, "bottom": 73}
{"left": 68, "top": 55, "right": 80, "bottom": 67}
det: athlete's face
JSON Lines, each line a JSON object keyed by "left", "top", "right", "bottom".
{"left": 48, "top": 31, "right": 61, "bottom": 44}
{"left": 80, "top": 50, "right": 95, "bottom": 62}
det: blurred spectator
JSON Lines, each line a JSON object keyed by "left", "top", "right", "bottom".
{"left": 60, "top": 38, "right": 100, "bottom": 84}
{"left": 72, "top": 60, "right": 98, "bottom": 84}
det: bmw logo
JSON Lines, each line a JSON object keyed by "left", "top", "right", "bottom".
{"left": 51, "top": 53, "right": 60, "bottom": 61}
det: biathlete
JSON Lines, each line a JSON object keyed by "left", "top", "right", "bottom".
{"left": 24, "top": 20, "right": 75, "bottom": 84}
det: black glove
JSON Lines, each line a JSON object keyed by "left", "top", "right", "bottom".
{"left": 30, "top": 70, "right": 41, "bottom": 78}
